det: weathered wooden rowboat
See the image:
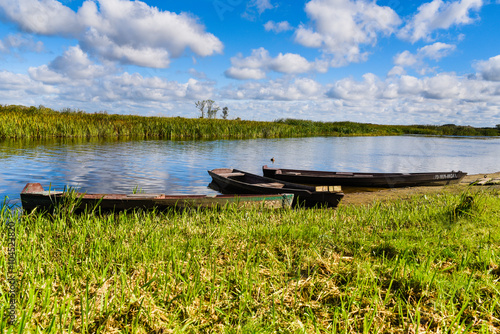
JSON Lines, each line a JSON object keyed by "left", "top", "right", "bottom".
{"left": 20, "top": 183, "right": 294, "bottom": 213}
{"left": 207, "top": 168, "right": 344, "bottom": 208}
{"left": 262, "top": 165, "right": 467, "bottom": 188}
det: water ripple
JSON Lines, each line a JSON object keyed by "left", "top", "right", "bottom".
{"left": 2, "top": 136, "right": 500, "bottom": 205}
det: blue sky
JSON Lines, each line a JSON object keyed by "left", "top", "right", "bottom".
{"left": 0, "top": 0, "right": 499, "bottom": 126}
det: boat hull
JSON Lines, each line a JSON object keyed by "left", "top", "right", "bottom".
{"left": 262, "top": 166, "right": 466, "bottom": 188}
{"left": 20, "top": 183, "right": 294, "bottom": 213}
{"left": 208, "top": 168, "right": 344, "bottom": 208}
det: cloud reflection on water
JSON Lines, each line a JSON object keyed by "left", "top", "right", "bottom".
{"left": 1, "top": 136, "right": 500, "bottom": 205}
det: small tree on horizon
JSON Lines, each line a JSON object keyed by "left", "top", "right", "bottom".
{"left": 206, "top": 100, "right": 220, "bottom": 119}
{"left": 195, "top": 100, "right": 207, "bottom": 118}
{"left": 196, "top": 100, "right": 220, "bottom": 119}
{"left": 222, "top": 106, "right": 229, "bottom": 120}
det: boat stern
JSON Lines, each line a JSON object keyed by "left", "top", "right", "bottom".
{"left": 21, "top": 183, "right": 44, "bottom": 194}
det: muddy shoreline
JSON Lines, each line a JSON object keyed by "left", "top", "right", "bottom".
{"left": 341, "top": 172, "right": 500, "bottom": 206}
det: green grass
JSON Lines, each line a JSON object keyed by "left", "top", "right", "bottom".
{"left": 1, "top": 188, "right": 500, "bottom": 333}
{"left": 1, "top": 105, "right": 498, "bottom": 140}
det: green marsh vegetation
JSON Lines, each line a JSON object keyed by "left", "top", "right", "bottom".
{"left": 1, "top": 189, "right": 500, "bottom": 332}
{"left": 1, "top": 105, "right": 499, "bottom": 140}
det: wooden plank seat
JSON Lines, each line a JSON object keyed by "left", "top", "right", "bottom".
{"left": 253, "top": 182, "right": 284, "bottom": 188}
{"left": 219, "top": 172, "right": 245, "bottom": 177}
{"left": 126, "top": 194, "right": 164, "bottom": 199}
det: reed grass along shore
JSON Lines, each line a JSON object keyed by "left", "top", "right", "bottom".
{"left": 1, "top": 105, "right": 499, "bottom": 140}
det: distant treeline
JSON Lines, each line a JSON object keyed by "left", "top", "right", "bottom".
{"left": 1, "top": 104, "right": 499, "bottom": 140}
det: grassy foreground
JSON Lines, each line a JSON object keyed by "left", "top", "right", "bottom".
{"left": 1, "top": 105, "right": 499, "bottom": 139}
{"left": 1, "top": 189, "right": 500, "bottom": 333}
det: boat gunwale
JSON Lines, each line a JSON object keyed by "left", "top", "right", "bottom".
{"left": 262, "top": 165, "right": 467, "bottom": 187}
{"left": 20, "top": 182, "right": 295, "bottom": 212}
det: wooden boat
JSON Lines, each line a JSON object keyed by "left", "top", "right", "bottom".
{"left": 262, "top": 165, "right": 467, "bottom": 189}
{"left": 20, "top": 183, "right": 294, "bottom": 213}
{"left": 207, "top": 168, "right": 344, "bottom": 208}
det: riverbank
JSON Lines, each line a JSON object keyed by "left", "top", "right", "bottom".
{"left": 342, "top": 171, "right": 500, "bottom": 206}
{"left": 1, "top": 186, "right": 500, "bottom": 332}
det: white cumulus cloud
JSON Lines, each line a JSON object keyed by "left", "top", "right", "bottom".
{"left": 222, "top": 77, "right": 325, "bottom": 101}
{"left": 474, "top": 55, "right": 500, "bottom": 81}
{"left": 327, "top": 73, "right": 384, "bottom": 100}
{"left": 0, "top": 0, "right": 223, "bottom": 68}
{"left": 225, "top": 67, "right": 267, "bottom": 80}
{"left": 394, "top": 42, "right": 456, "bottom": 73}
{"left": 0, "top": 0, "right": 82, "bottom": 35}
{"left": 0, "top": 70, "right": 58, "bottom": 101}
{"left": 398, "top": 0, "right": 483, "bottom": 43}
{"left": 394, "top": 51, "right": 419, "bottom": 67}
{"left": 225, "top": 47, "right": 327, "bottom": 80}
{"left": 418, "top": 42, "right": 457, "bottom": 60}
{"left": 219, "top": 70, "right": 500, "bottom": 125}
{"left": 264, "top": 21, "right": 293, "bottom": 33}
{"left": 0, "top": 33, "right": 44, "bottom": 53}
{"left": 294, "top": 0, "right": 401, "bottom": 66}
{"left": 29, "top": 46, "right": 109, "bottom": 84}
{"left": 251, "top": 0, "right": 274, "bottom": 13}
{"left": 243, "top": 0, "right": 274, "bottom": 20}
{"left": 325, "top": 70, "right": 500, "bottom": 105}
{"left": 422, "top": 73, "right": 465, "bottom": 99}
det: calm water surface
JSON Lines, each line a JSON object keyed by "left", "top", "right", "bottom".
{"left": 1, "top": 136, "right": 499, "bottom": 206}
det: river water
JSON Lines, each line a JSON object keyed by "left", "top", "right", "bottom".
{"left": 1, "top": 135, "right": 499, "bottom": 207}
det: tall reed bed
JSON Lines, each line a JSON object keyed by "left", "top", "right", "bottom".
{"left": 1, "top": 189, "right": 499, "bottom": 332}
{"left": 274, "top": 119, "right": 500, "bottom": 137}
{"left": 2, "top": 105, "right": 498, "bottom": 140}
{"left": 0, "top": 105, "right": 297, "bottom": 140}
